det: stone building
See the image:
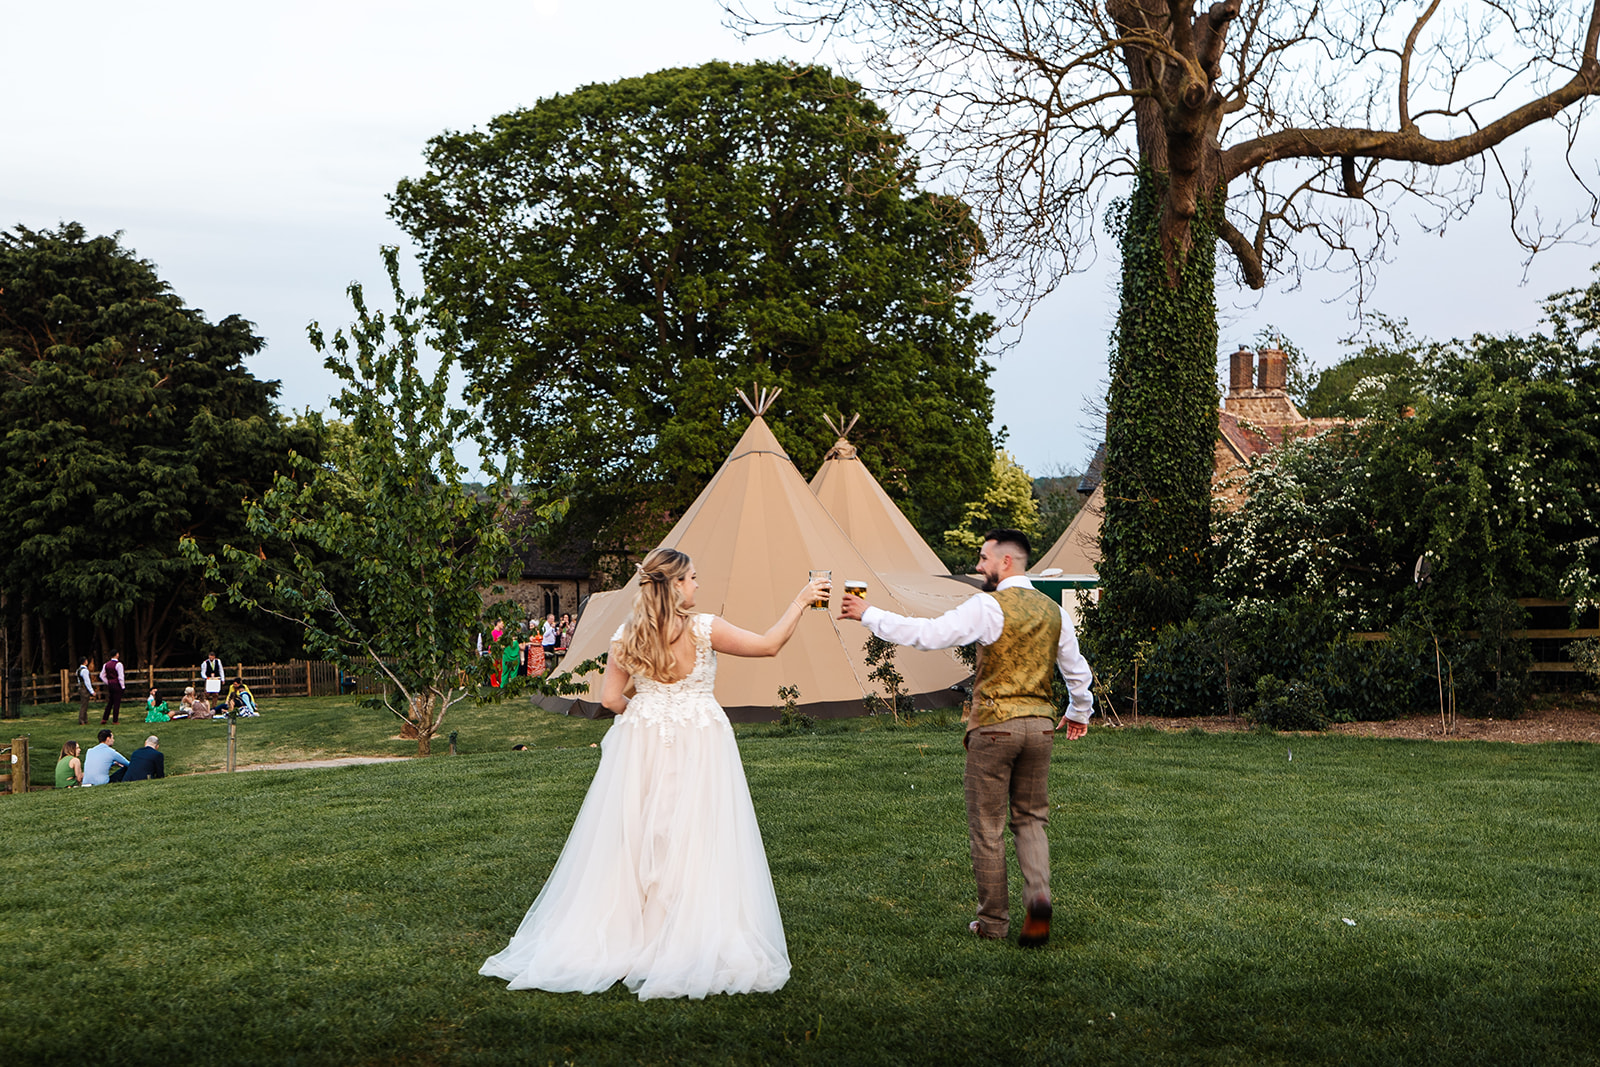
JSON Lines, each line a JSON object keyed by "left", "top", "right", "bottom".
{"left": 1034, "top": 343, "right": 1355, "bottom": 576}
{"left": 493, "top": 539, "right": 598, "bottom": 622}
{"left": 1214, "top": 342, "right": 1352, "bottom": 508}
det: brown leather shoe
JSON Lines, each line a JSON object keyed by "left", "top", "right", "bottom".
{"left": 1018, "top": 897, "right": 1052, "bottom": 948}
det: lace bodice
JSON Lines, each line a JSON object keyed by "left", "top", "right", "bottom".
{"left": 613, "top": 613, "right": 725, "bottom": 743}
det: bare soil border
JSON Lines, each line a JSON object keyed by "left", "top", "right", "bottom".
{"left": 1106, "top": 694, "right": 1600, "bottom": 743}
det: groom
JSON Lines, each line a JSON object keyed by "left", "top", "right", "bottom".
{"left": 840, "top": 528, "right": 1094, "bottom": 946}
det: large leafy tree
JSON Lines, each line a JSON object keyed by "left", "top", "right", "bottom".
{"left": 0, "top": 222, "right": 312, "bottom": 671}
{"left": 732, "top": 0, "right": 1600, "bottom": 658}
{"left": 391, "top": 60, "right": 996, "bottom": 552}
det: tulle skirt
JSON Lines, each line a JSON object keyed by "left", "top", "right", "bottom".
{"left": 479, "top": 708, "right": 790, "bottom": 1000}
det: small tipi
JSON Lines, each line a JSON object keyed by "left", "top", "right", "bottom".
{"left": 546, "top": 390, "right": 969, "bottom": 720}
{"left": 1033, "top": 484, "right": 1102, "bottom": 578}
{"left": 809, "top": 413, "right": 951, "bottom": 576}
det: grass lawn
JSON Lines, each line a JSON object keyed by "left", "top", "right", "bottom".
{"left": 8, "top": 692, "right": 608, "bottom": 784}
{"left": 2, "top": 699, "right": 1597, "bottom": 1065}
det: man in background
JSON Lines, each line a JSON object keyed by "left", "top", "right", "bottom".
{"left": 200, "top": 651, "right": 226, "bottom": 700}
{"left": 99, "top": 652, "right": 125, "bottom": 725}
{"left": 123, "top": 736, "right": 166, "bottom": 782}
{"left": 82, "top": 729, "right": 130, "bottom": 786}
{"left": 77, "top": 656, "right": 97, "bottom": 726}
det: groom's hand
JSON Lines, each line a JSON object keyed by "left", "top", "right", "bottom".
{"left": 1056, "top": 716, "right": 1087, "bottom": 740}
{"left": 838, "top": 593, "right": 867, "bottom": 622}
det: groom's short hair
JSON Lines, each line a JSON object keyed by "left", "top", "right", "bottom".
{"left": 984, "top": 528, "right": 1032, "bottom": 566}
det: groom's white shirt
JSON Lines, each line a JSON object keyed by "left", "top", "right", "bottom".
{"left": 858, "top": 575, "right": 1095, "bottom": 723}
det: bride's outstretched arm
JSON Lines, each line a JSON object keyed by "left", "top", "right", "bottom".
{"left": 599, "top": 643, "right": 632, "bottom": 714}
{"left": 710, "top": 576, "right": 831, "bottom": 658}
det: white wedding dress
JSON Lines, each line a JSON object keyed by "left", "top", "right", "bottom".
{"left": 480, "top": 613, "right": 790, "bottom": 1000}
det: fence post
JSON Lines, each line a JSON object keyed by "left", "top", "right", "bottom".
{"left": 10, "top": 736, "right": 28, "bottom": 794}
{"left": 60, "top": 668, "right": 70, "bottom": 703}
{"left": 305, "top": 660, "right": 312, "bottom": 697}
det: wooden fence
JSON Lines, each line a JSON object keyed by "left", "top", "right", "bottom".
{"left": 8, "top": 660, "right": 388, "bottom": 709}
{"left": 1351, "top": 598, "right": 1599, "bottom": 673}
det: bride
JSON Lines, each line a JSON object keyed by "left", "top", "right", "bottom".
{"left": 480, "top": 547, "right": 830, "bottom": 1000}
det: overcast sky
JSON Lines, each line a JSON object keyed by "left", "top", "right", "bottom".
{"left": 6, "top": 0, "right": 1597, "bottom": 478}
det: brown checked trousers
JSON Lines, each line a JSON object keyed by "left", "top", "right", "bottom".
{"left": 963, "top": 714, "right": 1055, "bottom": 938}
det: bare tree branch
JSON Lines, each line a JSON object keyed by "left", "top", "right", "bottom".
{"left": 726, "top": 0, "right": 1600, "bottom": 316}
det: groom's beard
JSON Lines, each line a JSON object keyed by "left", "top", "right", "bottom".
{"left": 980, "top": 573, "right": 999, "bottom": 592}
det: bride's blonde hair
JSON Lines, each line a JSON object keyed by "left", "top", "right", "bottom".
{"left": 614, "top": 548, "right": 695, "bottom": 683}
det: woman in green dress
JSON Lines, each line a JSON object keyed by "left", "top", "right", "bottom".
{"left": 55, "top": 741, "right": 83, "bottom": 789}
{"left": 501, "top": 636, "right": 521, "bottom": 684}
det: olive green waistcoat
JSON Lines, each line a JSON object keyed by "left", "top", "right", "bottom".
{"left": 965, "top": 586, "right": 1062, "bottom": 731}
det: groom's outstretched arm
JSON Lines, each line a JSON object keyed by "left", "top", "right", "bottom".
{"left": 839, "top": 593, "right": 1001, "bottom": 652}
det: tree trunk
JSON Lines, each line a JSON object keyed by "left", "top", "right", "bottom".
{"left": 1, "top": 589, "right": 11, "bottom": 719}
{"left": 19, "top": 609, "right": 34, "bottom": 676}
{"left": 411, "top": 691, "right": 438, "bottom": 757}
{"left": 1091, "top": 165, "right": 1220, "bottom": 671}
{"left": 38, "top": 613, "right": 53, "bottom": 675}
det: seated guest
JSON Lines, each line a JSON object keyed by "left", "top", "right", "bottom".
{"left": 145, "top": 687, "right": 172, "bottom": 723}
{"left": 123, "top": 735, "right": 166, "bottom": 782}
{"left": 82, "top": 730, "right": 130, "bottom": 787}
{"left": 183, "top": 686, "right": 214, "bottom": 719}
{"left": 56, "top": 740, "right": 84, "bottom": 789}
{"left": 218, "top": 680, "right": 260, "bottom": 717}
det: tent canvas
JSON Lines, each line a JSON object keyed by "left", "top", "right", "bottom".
{"left": 809, "top": 418, "right": 950, "bottom": 577}
{"left": 1034, "top": 484, "right": 1102, "bottom": 577}
{"left": 543, "top": 414, "right": 970, "bottom": 720}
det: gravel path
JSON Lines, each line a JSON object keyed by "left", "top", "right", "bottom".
{"left": 229, "top": 757, "right": 412, "bottom": 772}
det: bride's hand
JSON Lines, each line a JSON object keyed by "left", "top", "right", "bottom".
{"left": 794, "top": 575, "right": 831, "bottom": 612}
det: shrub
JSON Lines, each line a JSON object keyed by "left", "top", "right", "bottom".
{"left": 1245, "top": 674, "right": 1330, "bottom": 731}
{"left": 1572, "top": 637, "right": 1600, "bottom": 683}
{"left": 1319, "top": 627, "right": 1433, "bottom": 722}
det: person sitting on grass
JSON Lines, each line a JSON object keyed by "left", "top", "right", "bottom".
{"left": 82, "top": 729, "right": 130, "bottom": 787}
{"left": 123, "top": 735, "right": 166, "bottom": 782}
{"left": 145, "top": 687, "right": 172, "bottom": 723}
{"left": 181, "top": 686, "right": 213, "bottom": 719}
{"left": 56, "top": 740, "right": 84, "bottom": 789}
{"left": 218, "top": 680, "right": 260, "bottom": 717}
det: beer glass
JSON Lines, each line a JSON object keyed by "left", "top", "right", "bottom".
{"left": 844, "top": 579, "right": 867, "bottom": 600}
{"left": 808, "top": 569, "right": 832, "bottom": 610}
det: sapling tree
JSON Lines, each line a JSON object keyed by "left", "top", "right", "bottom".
{"left": 184, "top": 248, "right": 550, "bottom": 755}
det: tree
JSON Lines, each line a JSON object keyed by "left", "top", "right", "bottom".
{"left": 391, "top": 60, "right": 996, "bottom": 553}
{"left": 0, "top": 222, "right": 312, "bottom": 671}
{"left": 184, "top": 249, "right": 536, "bottom": 756}
{"left": 731, "top": 0, "right": 1600, "bottom": 654}
{"left": 1301, "top": 316, "right": 1427, "bottom": 419}
{"left": 943, "top": 448, "right": 1042, "bottom": 552}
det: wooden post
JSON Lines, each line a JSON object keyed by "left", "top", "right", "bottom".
{"left": 227, "top": 718, "right": 237, "bottom": 773}
{"left": 10, "top": 736, "right": 28, "bottom": 794}
{"left": 305, "top": 660, "right": 312, "bottom": 697}
{"left": 60, "top": 668, "right": 70, "bottom": 703}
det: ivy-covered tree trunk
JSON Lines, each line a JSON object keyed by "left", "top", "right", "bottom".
{"left": 1093, "top": 166, "right": 1219, "bottom": 669}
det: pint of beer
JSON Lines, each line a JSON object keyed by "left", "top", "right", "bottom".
{"left": 808, "top": 569, "right": 832, "bottom": 610}
{"left": 844, "top": 579, "right": 867, "bottom": 599}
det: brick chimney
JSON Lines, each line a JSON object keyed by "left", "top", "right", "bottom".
{"left": 1229, "top": 345, "right": 1254, "bottom": 394}
{"left": 1257, "top": 343, "right": 1287, "bottom": 393}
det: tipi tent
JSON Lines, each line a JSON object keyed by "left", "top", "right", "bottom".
{"left": 809, "top": 414, "right": 950, "bottom": 576}
{"left": 1033, "top": 484, "right": 1103, "bottom": 577}
{"left": 545, "top": 393, "right": 970, "bottom": 720}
